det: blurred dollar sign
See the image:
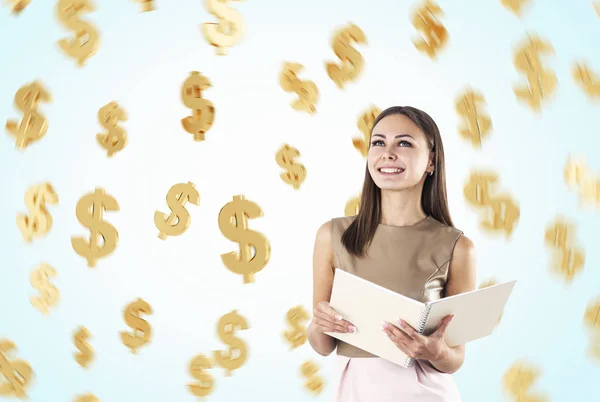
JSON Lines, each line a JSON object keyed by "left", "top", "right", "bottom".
{"left": 71, "top": 188, "right": 119, "bottom": 268}
{"left": 501, "top": 0, "right": 532, "bottom": 17}
{"left": 96, "top": 101, "right": 128, "bottom": 157}
{"left": 56, "top": 0, "right": 100, "bottom": 66}
{"left": 201, "top": 0, "right": 244, "bottom": 55}
{"left": 411, "top": 0, "right": 448, "bottom": 59}
{"left": 73, "top": 393, "right": 99, "bottom": 402}
{"left": 5, "top": 80, "right": 52, "bottom": 149}
{"left": 345, "top": 194, "right": 361, "bottom": 216}
{"left": 502, "top": 360, "right": 548, "bottom": 402}
{"left": 283, "top": 306, "right": 309, "bottom": 349}
{"left": 544, "top": 217, "right": 585, "bottom": 283}
{"left": 187, "top": 354, "right": 214, "bottom": 398}
{"left": 572, "top": 62, "right": 600, "bottom": 99}
{"left": 325, "top": 23, "right": 367, "bottom": 89}
{"left": 7, "top": 0, "right": 32, "bottom": 14}
{"left": 213, "top": 310, "right": 248, "bottom": 376}
{"left": 30, "top": 263, "right": 60, "bottom": 315}
{"left": 154, "top": 182, "right": 200, "bottom": 240}
{"left": 513, "top": 34, "right": 557, "bottom": 112}
{"left": 300, "top": 360, "right": 324, "bottom": 395}
{"left": 132, "top": 0, "right": 154, "bottom": 12}
{"left": 352, "top": 105, "right": 381, "bottom": 157}
{"left": 455, "top": 87, "right": 492, "bottom": 149}
{"left": 218, "top": 195, "right": 271, "bottom": 283}
{"left": 279, "top": 62, "right": 319, "bottom": 114}
{"left": 73, "top": 326, "right": 93, "bottom": 368}
{"left": 584, "top": 298, "right": 600, "bottom": 331}
{"left": 275, "top": 144, "right": 307, "bottom": 190}
{"left": 0, "top": 340, "right": 33, "bottom": 399}
{"left": 120, "top": 298, "right": 153, "bottom": 354}
{"left": 16, "top": 182, "right": 59, "bottom": 242}
{"left": 181, "top": 71, "right": 215, "bottom": 141}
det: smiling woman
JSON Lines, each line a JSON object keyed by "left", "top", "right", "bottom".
{"left": 307, "top": 106, "right": 477, "bottom": 402}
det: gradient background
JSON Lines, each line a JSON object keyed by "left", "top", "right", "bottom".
{"left": 1, "top": 0, "right": 599, "bottom": 401}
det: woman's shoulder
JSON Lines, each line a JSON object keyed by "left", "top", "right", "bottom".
{"left": 315, "top": 215, "right": 356, "bottom": 238}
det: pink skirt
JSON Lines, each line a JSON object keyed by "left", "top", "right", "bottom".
{"left": 332, "top": 355, "right": 462, "bottom": 402}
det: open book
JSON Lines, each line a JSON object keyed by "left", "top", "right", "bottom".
{"left": 325, "top": 268, "right": 517, "bottom": 368}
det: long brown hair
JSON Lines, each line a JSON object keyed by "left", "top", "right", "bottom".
{"left": 341, "top": 106, "right": 454, "bottom": 258}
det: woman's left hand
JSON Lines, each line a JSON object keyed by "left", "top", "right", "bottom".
{"left": 382, "top": 314, "right": 454, "bottom": 362}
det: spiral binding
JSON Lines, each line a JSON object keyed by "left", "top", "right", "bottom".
{"left": 403, "top": 304, "right": 432, "bottom": 368}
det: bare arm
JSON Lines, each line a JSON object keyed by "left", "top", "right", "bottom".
{"left": 429, "top": 234, "right": 477, "bottom": 374}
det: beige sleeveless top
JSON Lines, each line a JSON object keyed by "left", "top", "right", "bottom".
{"left": 330, "top": 215, "right": 463, "bottom": 358}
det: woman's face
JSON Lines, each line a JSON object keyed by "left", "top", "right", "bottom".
{"left": 367, "top": 114, "right": 434, "bottom": 191}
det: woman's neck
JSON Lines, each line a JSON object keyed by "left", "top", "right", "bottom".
{"left": 379, "top": 189, "right": 426, "bottom": 226}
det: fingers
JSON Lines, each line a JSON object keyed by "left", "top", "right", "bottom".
{"left": 313, "top": 301, "right": 356, "bottom": 333}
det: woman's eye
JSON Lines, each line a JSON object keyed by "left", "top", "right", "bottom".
{"left": 399, "top": 140, "right": 411, "bottom": 147}
{"left": 371, "top": 140, "right": 384, "bottom": 146}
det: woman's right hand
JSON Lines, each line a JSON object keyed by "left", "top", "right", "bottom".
{"left": 311, "top": 301, "right": 357, "bottom": 334}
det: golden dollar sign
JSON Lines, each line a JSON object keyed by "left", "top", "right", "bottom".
{"left": 564, "top": 154, "right": 589, "bottom": 189}
{"left": 325, "top": 23, "right": 367, "bottom": 89}
{"left": 181, "top": 71, "right": 215, "bottom": 141}
{"left": 345, "top": 194, "right": 361, "bottom": 216}
{"left": 502, "top": 361, "right": 548, "bottom": 401}
{"left": 544, "top": 217, "right": 585, "bottom": 283}
{"left": 275, "top": 144, "right": 307, "bottom": 190}
{"left": 455, "top": 87, "right": 492, "bottom": 149}
{"left": 411, "top": 0, "right": 448, "bottom": 59}
{"left": 73, "top": 393, "right": 99, "bottom": 402}
{"left": 96, "top": 101, "right": 128, "bottom": 157}
{"left": 513, "top": 34, "right": 557, "bottom": 112}
{"left": 300, "top": 360, "right": 324, "bottom": 395}
{"left": 16, "top": 182, "right": 59, "bottom": 242}
{"left": 73, "top": 326, "right": 93, "bottom": 369}
{"left": 583, "top": 298, "right": 600, "bottom": 331}
{"left": 7, "top": 0, "right": 31, "bottom": 14}
{"left": 132, "top": 0, "right": 154, "bottom": 12}
{"left": 71, "top": 188, "right": 120, "bottom": 268}
{"left": 279, "top": 62, "right": 319, "bottom": 114}
{"left": 283, "top": 306, "right": 309, "bottom": 349}
{"left": 154, "top": 182, "right": 200, "bottom": 240}
{"left": 213, "top": 310, "right": 248, "bottom": 376}
{"left": 587, "top": 334, "right": 600, "bottom": 361}
{"left": 201, "top": 0, "right": 244, "bottom": 55}
{"left": 187, "top": 354, "right": 214, "bottom": 398}
{"left": 30, "top": 263, "right": 60, "bottom": 315}
{"left": 218, "top": 195, "right": 271, "bottom": 284}
{"left": 352, "top": 105, "right": 381, "bottom": 157}
{"left": 579, "top": 178, "right": 600, "bottom": 207}
{"left": 0, "top": 340, "right": 33, "bottom": 399}
{"left": 5, "top": 81, "right": 52, "bottom": 150}
{"left": 501, "top": 0, "right": 532, "bottom": 17}
{"left": 572, "top": 62, "right": 600, "bottom": 99}
{"left": 120, "top": 298, "right": 152, "bottom": 354}
{"left": 56, "top": 0, "right": 100, "bottom": 66}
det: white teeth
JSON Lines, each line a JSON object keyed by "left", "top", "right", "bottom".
{"left": 379, "top": 168, "right": 403, "bottom": 173}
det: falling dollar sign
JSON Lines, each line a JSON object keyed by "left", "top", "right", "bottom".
{"left": 325, "top": 23, "right": 367, "bottom": 89}
{"left": 279, "top": 62, "right": 319, "bottom": 114}
{"left": 512, "top": 34, "right": 557, "bottom": 112}
{"left": 411, "top": 0, "right": 448, "bottom": 59}
{"left": 463, "top": 171, "right": 520, "bottom": 238}
{"left": 352, "top": 105, "right": 380, "bottom": 157}
{"left": 73, "top": 393, "right": 99, "bottom": 402}
{"left": 73, "top": 326, "right": 93, "bottom": 369}
{"left": 455, "top": 88, "right": 492, "bottom": 149}
{"left": 56, "top": 0, "right": 100, "bottom": 66}
{"left": 5, "top": 81, "right": 52, "bottom": 150}
{"left": 120, "top": 298, "right": 152, "bottom": 354}
{"left": 344, "top": 194, "right": 361, "bottom": 216}
{"left": 16, "top": 182, "right": 59, "bottom": 242}
{"left": 543, "top": 217, "right": 585, "bottom": 283}
{"left": 181, "top": 71, "right": 215, "bottom": 141}
{"left": 218, "top": 195, "right": 271, "bottom": 283}
{"left": 213, "top": 310, "right": 248, "bottom": 376}
{"left": 154, "top": 182, "right": 200, "bottom": 240}
{"left": 584, "top": 298, "right": 600, "bottom": 331}
{"left": 275, "top": 144, "right": 307, "bottom": 190}
{"left": 187, "top": 354, "right": 214, "bottom": 398}
{"left": 501, "top": 0, "right": 532, "bottom": 16}
{"left": 572, "top": 62, "right": 600, "bottom": 99}
{"left": 300, "top": 360, "right": 324, "bottom": 395}
{"left": 502, "top": 361, "right": 548, "bottom": 402}
{"left": 96, "top": 101, "right": 128, "bottom": 157}
{"left": 29, "top": 263, "right": 60, "bottom": 315}
{"left": 0, "top": 340, "right": 33, "bottom": 399}
{"left": 201, "top": 0, "right": 245, "bottom": 55}
{"left": 283, "top": 306, "right": 309, "bottom": 349}
{"left": 71, "top": 188, "right": 120, "bottom": 268}
{"left": 132, "top": 0, "right": 154, "bottom": 12}
{"left": 7, "top": 0, "right": 31, "bottom": 14}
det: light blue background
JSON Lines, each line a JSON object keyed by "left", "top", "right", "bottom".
{"left": 1, "top": 0, "right": 599, "bottom": 401}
